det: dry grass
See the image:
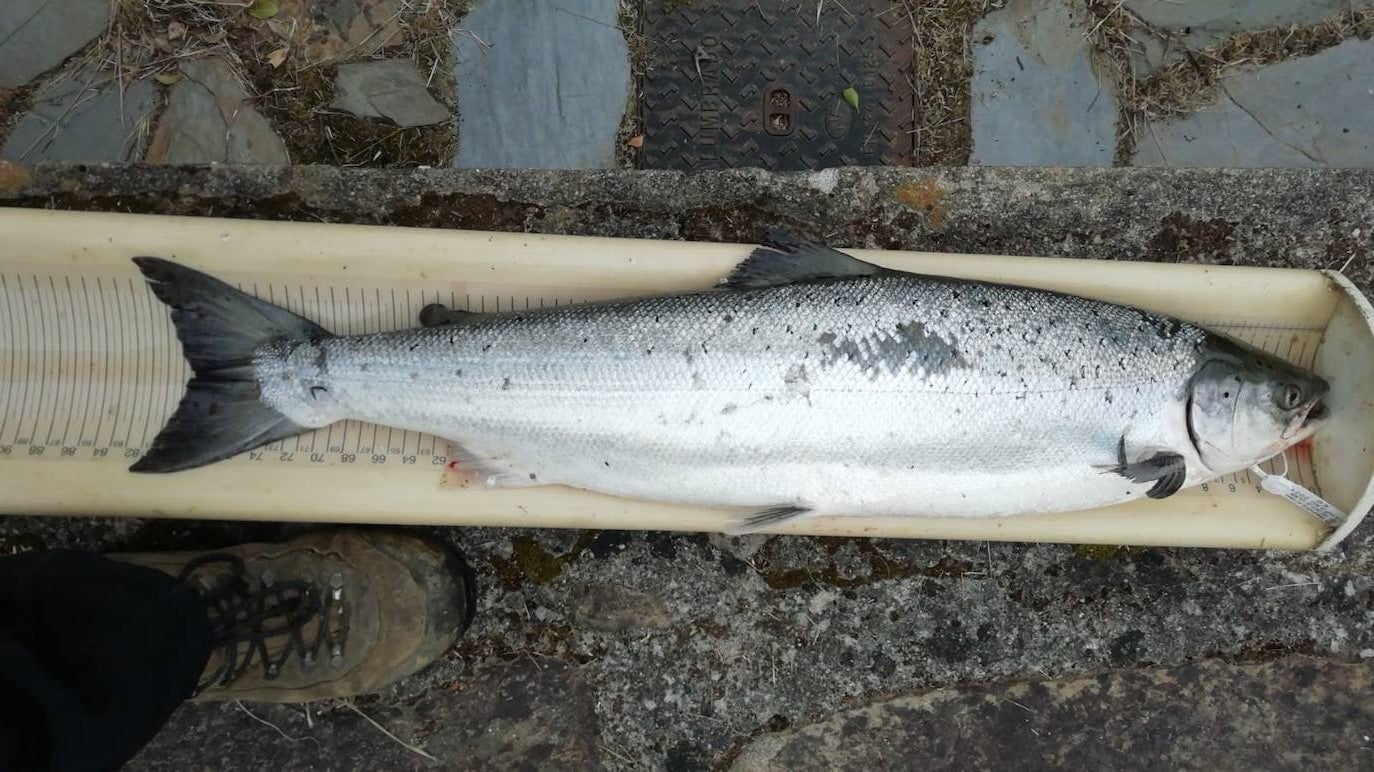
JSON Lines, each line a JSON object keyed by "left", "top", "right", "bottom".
{"left": 1085, "top": 4, "right": 1374, "bottom": 163}
{"left": 616, "top": 0, "right": 649, "bottom": 168}
{"left": 247, "top": 0, "right": 466, "bottom": 166}
{"left": 1138, "top": 10, "right": 1374, "bottom": 117}
{"left": 903, "top": 0, "right": 1001, "bottom": 166}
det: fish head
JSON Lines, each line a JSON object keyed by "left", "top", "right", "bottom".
{"left": 1187, "top": 336, "right": 1330, "bottom": 474}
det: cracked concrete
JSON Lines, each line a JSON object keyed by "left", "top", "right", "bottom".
{"left": 2, "top": 162, "right": 1373, "bottom": 768}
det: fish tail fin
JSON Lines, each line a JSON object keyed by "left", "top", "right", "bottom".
{"left": 129, "top": 257, "right": 332, "bottom": 473}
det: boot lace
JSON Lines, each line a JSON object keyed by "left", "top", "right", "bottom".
{"left": 177, "top": 553, "right": 348, "bottom": 694}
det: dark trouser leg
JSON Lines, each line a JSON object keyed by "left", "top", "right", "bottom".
{"left": 0, "top": 550, "right": 213, "bottom": 771}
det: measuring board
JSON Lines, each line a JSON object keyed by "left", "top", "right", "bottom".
{"left": 2, "top": 209, "right": 1372, "bottom": 550}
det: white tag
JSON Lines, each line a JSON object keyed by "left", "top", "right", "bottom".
{"left": 1251, "top": 465, "right": 1347, "bottom": 527}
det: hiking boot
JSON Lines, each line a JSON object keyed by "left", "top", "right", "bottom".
{"left": 112, "top": 530, "right": 475, "bottom": 703}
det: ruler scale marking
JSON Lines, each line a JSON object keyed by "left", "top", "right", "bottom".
{"left": 0, "top": 275, "right": 16, "bottom": 444}
{"left": 66, "top": 276, "right": 90, "bottom": 448}
{"left": 41, "top": 276, "right": 61, "bottom": 445}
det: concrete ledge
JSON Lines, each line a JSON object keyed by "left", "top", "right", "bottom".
{"left": 0, "top": 164, "right": 1370, "bottom": 273}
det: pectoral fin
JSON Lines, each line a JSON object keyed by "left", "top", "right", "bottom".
{"left": 1097, "top": 438, "right": 1188, "bottom": 499}
{"left": 726, "top": 505, "right": 812, "bottom": 535}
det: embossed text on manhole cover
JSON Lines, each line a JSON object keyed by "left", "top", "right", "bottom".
{"left": 639, "top": 1, "right": 917, "bottom": 171}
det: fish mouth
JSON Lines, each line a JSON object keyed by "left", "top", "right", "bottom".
{"left": 1285, "top": 396, "right": 1329, "bottom": 441}
{"left": 1303, "top": 398, "right": 1329, "bottom": 428}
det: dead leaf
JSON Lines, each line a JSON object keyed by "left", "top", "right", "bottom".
{"left": 266, "top": 17, "right": 296, "bottom": 40}
{"left": 167, "top": 21, "right": 187, "bottom": 41}
{"left": 627, "top": 135, "right": 644, "bottom": 148}
{"left": 266, "top": 47, "right": 290, "bottom": 68}
{"left": 154, "top": 71, "right": 182, "bottom": 85}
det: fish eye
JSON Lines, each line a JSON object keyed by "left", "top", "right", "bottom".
{"left": 1276, "top": 384, "right": 1303, "bottom": 410}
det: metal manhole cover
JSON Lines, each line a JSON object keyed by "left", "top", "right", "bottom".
{"left": 639, "top": 0, "right": 917, "bottom": 171}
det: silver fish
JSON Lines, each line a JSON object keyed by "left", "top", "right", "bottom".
{"left": 131, "top": 232, "right": 1329, "bottom": 531}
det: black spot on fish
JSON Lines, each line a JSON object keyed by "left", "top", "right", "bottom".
{"left": 455, "top": 369, "right": 463, "bottom": 376}
{"left": 1105, "top": 391, "right": 1113, "bottom": 404}
{"left": 359, "top": 363, "right": 370, "bottom": 372}
{"left": 528, "top": 473, "right": 537, "bottom": 481}
{"left": 722, "top": 314, "right": 733, "bottom": 323}
{"left": 310, "top": 385, "right": 328, "bottom": 399}
{"left": 721, "top": 403, "right": 738, "bottom": 415}
{"left": 409, "top": 343, "right": 419, "bottom": 351}
{"left": 482, "top": 344, "right": 492, "bottom": 352}
{"left": 604, "top": 460, "right": 611, "bottom": 467}
{"left": 502, "top": 378, "right": 512, "bottom": 391}
{"left": 645, "top": 347, "right": 654, "bottom": 355}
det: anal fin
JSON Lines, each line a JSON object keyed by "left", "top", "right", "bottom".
{"left": 726, "top": 505, "right": 812, "bottom": 535}
{"left": 438, "top": 440, "right": 542, "bottom": 489}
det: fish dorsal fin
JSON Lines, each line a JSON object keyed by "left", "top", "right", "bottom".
{"left": 721, "top": 230, "right": 888, "bottom": 289}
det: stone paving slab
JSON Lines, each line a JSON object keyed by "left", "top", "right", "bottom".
{"left": 1, "top": 68, "right": 155, "bottom": 163}
{"left": 0, "top": 0, "right": 109, "bottom": 88}
{"left": 1124, "top": 0, "right": 1374, "bottom": 76}
{"left": 451, "top": 0, "right": 629, "bottom": 169}
{"left": 144, "top": 58, "right": 290, "bottom": 165}
{"left": 332, "top": 60, "right": 449, "bottom": 128}
{"left": 969, "top": 0, "right": 1117, "bottom": 166}
{"left": 732, "top": 656, "right": 1374, "bottom": 769}
{"left": 1133, "top": 39, "right": 1374, "bottom": 168}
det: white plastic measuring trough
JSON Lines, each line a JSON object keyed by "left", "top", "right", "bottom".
{"left": 1, "top": 209, "right": 1370, "bottom": 550}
